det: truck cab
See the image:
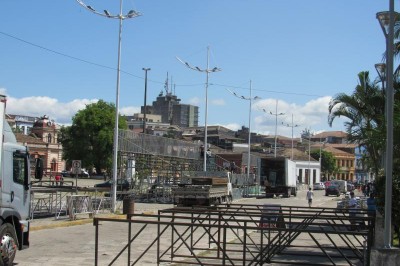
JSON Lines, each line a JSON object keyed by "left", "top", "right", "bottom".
{"left": 0, "top": 95, "right": 32, "bottom": 265}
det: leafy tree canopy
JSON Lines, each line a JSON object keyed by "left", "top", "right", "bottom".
{"left": 310, "top": 149, "right": 338, "bottom": 179}
{"left": 59, "top": 100, "right": 127, "bottom": 174}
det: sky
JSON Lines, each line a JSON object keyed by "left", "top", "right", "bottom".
{"left": 0, "top": 0, "right": 390, "bottom": 138}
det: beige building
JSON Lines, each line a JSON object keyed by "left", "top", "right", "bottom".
{"left": 14, "top": 115, "right": 65, "bottom": 174}
{"left": 312, "top": 131, "right": 357, "bottom": 182}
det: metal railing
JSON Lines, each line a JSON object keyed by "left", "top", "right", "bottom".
{"left": 93, "top": 204, "right": 375, "bottom": 265}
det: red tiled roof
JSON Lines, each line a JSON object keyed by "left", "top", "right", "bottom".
{"left": 15, "top": 133, "right": 44, "bottom": 145}
{"left": 312, "top": 131, "right": 347, "bottom": 138}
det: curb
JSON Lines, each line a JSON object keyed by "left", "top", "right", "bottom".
{"left": 30, "top": 211, "right": 158, "bottom": 231}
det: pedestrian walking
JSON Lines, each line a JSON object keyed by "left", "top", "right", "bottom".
{"left": 366, "top": 193, "right": 376, "bottom": 216}
{"left": 348, "top": 191, "right": 358, "bottom": 230}
{"left": 306, "top": 187, "right": 314, "bottom": 207}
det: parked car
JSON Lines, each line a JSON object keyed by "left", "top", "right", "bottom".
{"left": 94, "top": 179, "right": 130, "bottom": 191}
{"left": 325, "top": 185, "right": 340, "bottom": 196}
{"left": 61, "top": 170, "right": 70, "bottom": 177}
{"left": 79, "top": 170, "right": 90, "bottom": 178}
{"left": 313, "top": 182, "right": 326, "bottom": 190}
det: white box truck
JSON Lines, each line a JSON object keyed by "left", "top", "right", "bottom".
{"left": 262, "top": 157, "right": 297, "bottom": 197}
{"left": 0, "top": 95, "right": 35, "bottom": 265}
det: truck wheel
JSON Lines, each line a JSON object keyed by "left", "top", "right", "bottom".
{"left": 0, "top": 223, "right": 17, "bottom": 266}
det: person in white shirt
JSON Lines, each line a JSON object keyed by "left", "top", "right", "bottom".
{"left": 306, "top": 187, "right": 314, "bottom": 207}
{"left": 348, "top": 191, "right": 358, "bottom": 230}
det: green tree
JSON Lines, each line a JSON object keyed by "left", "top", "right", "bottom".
{"left": 328, "top": 71, "right": 385, "bottom": 178}
{"left": 328, "top": 71, "right": 400, "bottom": 240}
{"left": 163, "top": 127, "right": 179, "bottom": 139}
{"left": 310, "top": 149, "right": 338, "bottom": 180}
{"left": 59, "top": 100, "right": 127, "bottom": 174}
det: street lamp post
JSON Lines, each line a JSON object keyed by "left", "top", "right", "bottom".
{"left": 177, "top": 47, "right": 221, "bottom": 172}
{"left": 375, "top": 63, "right": 386, "bottom": 170}
{"left": 226, "top": 81, "right": 260, "bottom": 180}
{"left": 376, "top": 3, "right": 397, "bottom": 248}
{"left": 75, "top": 0, "right": 141, "bottom": 213}
{"left": 282, "top": 114, "right": 299, "bottom": 160}
{"left": 263, "top": 100, "right": 284, "bottom": 158}
{"left": 142, "top": 68, "right": 151, "bottom": 133}
{"left": 308, "top": 129, "right": 312, "bottom": 187}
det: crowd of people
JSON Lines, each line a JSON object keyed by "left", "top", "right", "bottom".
{"left": 361, "top": 182, "right": 376, "bottom": 197}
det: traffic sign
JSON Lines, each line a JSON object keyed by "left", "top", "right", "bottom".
{"left": 72, "top": 160, "right": 81, "bottom": 175}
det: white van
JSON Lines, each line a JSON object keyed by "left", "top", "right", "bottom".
{"left": 313, "top": 182, "right": 325, "bottom": 190}
{"left": 330, "top": 180, "right": 347, "bottom": 194}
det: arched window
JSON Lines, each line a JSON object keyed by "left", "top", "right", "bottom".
{"left": 47, "top": 133, "right": 52, "bottom": 143}
{"left": 51, "top": 158, "right": 57, "bottom": 172}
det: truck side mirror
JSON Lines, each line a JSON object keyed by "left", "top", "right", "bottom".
{"left": 34, "top": 158, "right": 43, "bottom": 180}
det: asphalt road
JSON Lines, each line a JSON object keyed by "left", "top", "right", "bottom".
{"left": 15, "top": 188, "right": 352, "bottom": 266}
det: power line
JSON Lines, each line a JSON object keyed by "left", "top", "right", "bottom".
{"left": 211, "top": 82, "right": 324, "bottom": 98}
{"left": 1, "top": 31, "right": 325, "bottom": 98}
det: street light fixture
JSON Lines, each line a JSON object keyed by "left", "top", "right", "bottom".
{"left": 375, "top": 63, "right": 386, "bottom": 89}
{"left": 75, "top": 0, "right": 141, "bottom": 213}
{"left": 142, "top": 68, "right": 151, "bottom": 134}
{"left": 226, "top": 81, "right": 260, "bottom": 180}
{"left": 308, "top": 129, "right": 312, "bottom": 187}
{"left": 282, "top": 114, "right": 299, "bottom": 160}
{"left": 376, "top": 3, "right": 397, "bottom": 248}
{"left": 177, "top": 46, "right": 221, "bottom": 172}
{"left": 263, "top": 100, "right": 284, "bottom": 158}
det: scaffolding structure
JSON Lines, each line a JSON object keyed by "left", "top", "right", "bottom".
{"left": 117, "top": 130, "right": 225, "bottom": 182}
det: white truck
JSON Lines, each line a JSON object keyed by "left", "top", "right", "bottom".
{"left": 0, "top": 95, "right": 34, "bottom": 265}
{"left": 172, "top": 171, "right": 233, "bottom": 207}
{"left": 330, "top": 180, "right": 347, "bottom": 194}
{"left": 262, "top": 157, "right": 297, "bottom": 198}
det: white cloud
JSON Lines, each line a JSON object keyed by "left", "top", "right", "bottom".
{"left": 188, "top": 97, "right": 201, "bottom": 105}
{"left": 222, "top": 123, "right": 241, "bottom": 131}
{"left": 2, "top": 89, "right": 98, "bottom": 125}
{"left": 120, "top": 106, "right": 140, "bottom": 116}
{"left": 2, "top": 89, "right": 348, "bottom": 138}
{"left": 211, "top": 99, "right": 226, "bottom": 106}
{"left": 248, "top": 96, "right": 348, "bottom": 137}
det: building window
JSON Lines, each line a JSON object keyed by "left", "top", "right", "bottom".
{"left": 47, "top": 133, "right": 52, "bottom": 143}
{"left": 51, "top": 158, "right": 57, "bottom": 172}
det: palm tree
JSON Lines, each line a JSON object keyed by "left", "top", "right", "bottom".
{"left": 328, "top": 71, "right": 385, "bottom": 178}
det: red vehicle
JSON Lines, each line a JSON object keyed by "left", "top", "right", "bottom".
{"left": 325, "top": 185, "right": 340, "bottom": 197}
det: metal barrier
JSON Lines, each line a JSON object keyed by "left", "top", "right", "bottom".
{"left": 67, "top": 195, "right": 93, "bottom": 220}
{"left": 93, "top": 204, "right": 375, "bottom": 265}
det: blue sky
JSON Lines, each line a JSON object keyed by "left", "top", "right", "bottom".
{"left": 0, "top": 0, "right": 390, "bottom": 138}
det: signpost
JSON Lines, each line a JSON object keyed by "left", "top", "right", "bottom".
{"left": 72, "top": 160, "right": 81, "bottom": 189}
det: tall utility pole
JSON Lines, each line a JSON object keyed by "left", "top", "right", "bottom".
{"left": 308, "top": 129, "right": 312, "bottom": 186}
{"left": 264, "top": 100, "right": 284, "bottom": 158}
{"left": 75, "top": 0, "right": 141, "bottom": 213}
{"left": 177, "top": 47, "right": 221, "bottom": 172}
{"left": 226, "top": 81, "right": 260, "bottom": 180}
{"left": 376, "top": 1, "right": 396, "bottom": 249}
{"left": 282, "top": 114, "right": 299, "bottom": 160}
{"left": 142, "top": 68, "right": 151, "bottom": 133}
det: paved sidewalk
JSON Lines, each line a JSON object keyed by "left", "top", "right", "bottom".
{"left": 29, "top": 188, "right": 349, "bottom": 231}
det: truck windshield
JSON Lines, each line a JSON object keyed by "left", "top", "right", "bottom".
{"left": 13, "top": 152, "right": 27, "bottom": 186}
